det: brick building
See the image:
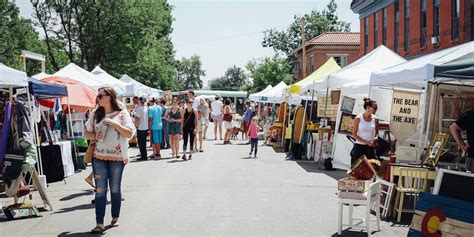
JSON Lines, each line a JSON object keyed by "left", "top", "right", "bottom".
{"left": 293, "top": 32, "right": 360, "bottom": 81}
{"left": 351, "top": 0, "right": 474, "bottom": 58}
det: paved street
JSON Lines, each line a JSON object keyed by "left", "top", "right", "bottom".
{"left": 1, "top": 127, "right": 409, "bottom": 236}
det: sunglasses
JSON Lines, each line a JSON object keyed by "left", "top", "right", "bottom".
{"left": 97, "top": 94, "right": 109, "bottom": 99}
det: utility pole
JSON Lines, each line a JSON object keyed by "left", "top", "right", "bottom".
{"left": 301, "top": 18, "right": 308, "bottom": 79}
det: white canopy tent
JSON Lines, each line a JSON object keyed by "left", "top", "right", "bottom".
{"left": 249, "top": 85, "right": 272, "bottom": 102}
{"left": 316, "top": 46, "right": 407, "bottom": 170}
{"left": 54, "top": 63, "right": 105, "bottom": 90}
{"left": 119, "top": 74, "right": 162, "bottom": 98}
{"left": 367, "top": 41, "right": 474, "bottom": 167}
{"left": 31, "top": 72, "right": 52, "bottom": 80}
{"left": 0, "top": 63, "right": 28, "bottom": 88}
{"left": 91, "top": 66, "right": 135, "bottom": 96}
{"left": 258, "top": 81, "right": 301, "bottom": 104}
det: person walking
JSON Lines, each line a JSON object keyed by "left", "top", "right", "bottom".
{"left": 148, "top": 99, "right": 163, "bottom": 160}
{"left": 247, "top": 117, "right": 260, "bottom": 158}
{"left": 134, "top": 97, "right": 148, "bottom": 161}
{"left": 187, "top": 90, "right": 199, "bottom": 151}
{"left": 242, "top": 101, "right": 253, "bottom": 141}
{"left": 159, "top": 98, "right": 170, "bottom": 149}
{"left": 182, "top": 99, "right": 198, "bottom": 160}
{"left": 85, "top": 87, "right": 135, "bottom": 234}
{"left": 167, "top": 97, "right": 183, "bottom": 159}
{"left": 211, "top": 95, "right": 224, "bottom": 140}
{"left": 204, "top": 98, "right": 211, "bottom": 139}
{"left": 223, "top": 99, "right": 234, "bottom": 144}
{"left": 196, "top": 97, "right": 209, "bottom": 152}
{"left": 350, "top": 98, "right": 379, "bottom": 165}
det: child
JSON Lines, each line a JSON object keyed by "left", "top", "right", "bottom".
{"left": 247, "top": 117, "right": 260, "bottom": 158}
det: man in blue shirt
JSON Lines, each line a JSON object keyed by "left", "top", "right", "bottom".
{"left": 148, "top": 98, "right": 163, "bottom": 159}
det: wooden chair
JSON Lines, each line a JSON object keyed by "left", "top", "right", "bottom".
{"left": 393, "top": 168, "right": 429, "bottom": 223}
{"left": 338, "top": 181, "right": 381, "bottom": 237}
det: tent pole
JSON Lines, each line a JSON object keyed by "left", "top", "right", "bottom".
{"left": 422, "top": 82, "right": 436, "bottom": 154}
{"left": 26, "top": 88, "right": 43, "bottom": 175}
{"left": 67, "top": 97, "right": 74, "bottom": 139}
{"left": 309, "top": 81, "right": 315, "bottom": 122}
{"left": 318, "top": 87, "right": 330, "bottom": 168}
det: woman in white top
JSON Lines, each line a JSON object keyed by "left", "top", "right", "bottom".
{"left": 351, "top": 98, "right": 379, "bottom": 165}
{"left": 85, "top": 87, "right": 135, "bottom": 234}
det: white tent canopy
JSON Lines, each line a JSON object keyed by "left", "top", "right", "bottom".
{"left": 249, "top": 85, "right": 272, "bottom": 102}
{"left": 31, "top": 72, "right": 51, "bottom": 80}
{"left": 54, "top": 63, "right": 105, "bottom": 90}
{"left": 260, "top": 81, "right": 287, "bottom": 103}
{"left": 313, "top": 45, "right": 407, "bottom": 92}
{"left": 119, "top": 74, "right": 162, "bottom": 98}
{"left": 0, "top": 63, "right": 28, "bottom": 88}
{"left": 370, "top": 41, "right": 474, "bottom": 89}
{"left": 91, "top": 66, "right": 135, "bottom": 96}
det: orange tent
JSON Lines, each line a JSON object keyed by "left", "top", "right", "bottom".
{"left": 40, "top": 76, "right": 97, "bottom": 112}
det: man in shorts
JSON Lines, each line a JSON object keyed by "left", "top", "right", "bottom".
{"left": 211, "top": 95, "right": 224, "bottom": 140}
{"left": 148, "top": 98, "right": 163, "bottom": 160}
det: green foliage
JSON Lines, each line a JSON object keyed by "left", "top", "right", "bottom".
{"left": 176, "top": 55, "right": 205, "bottom": 90}
{"left": 209, "top": 65, "right": 248, "bottom": 91}
{"left": 246, "top": 54, "right": 293, "bottom": 93}
{"left": 262, "top": 0, "right": 351, "bottom": 57}
{"left": 30, "top": 0, "right": 176, "bottom": 90}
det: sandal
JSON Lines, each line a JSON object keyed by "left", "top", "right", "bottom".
{"left": 85, "top": 178, "right": 95, "bottom": 188}
{"left": 189, "top": 155, "right": 192, "bottom": 160}
{"left": 182, "top": 155, "right": 187, "bottom": 160}
{"left": 91, "top": 226, "right": 105, "bottom": 234}
{"left": 110, "top": 219, "right": 120, "bottom": 227}
{"left": 199, "top": 149, "right": 204, "bottom": 152}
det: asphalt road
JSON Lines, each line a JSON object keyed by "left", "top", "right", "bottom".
{"left": 1, "top": 126, "right": 409, "bottom": 236}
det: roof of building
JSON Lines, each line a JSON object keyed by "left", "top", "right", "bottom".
{"left": 308, "top": 32, "right": 360, "bottom": 45}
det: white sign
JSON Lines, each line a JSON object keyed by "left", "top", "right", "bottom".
{"left": 317, "top": 96, "right": 338, "bottom": 119}
{"left": 390, "top": 90, "right": 421, "bottom": 144}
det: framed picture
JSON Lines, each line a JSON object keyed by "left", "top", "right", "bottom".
{"left": 338, "top": 112, "right": 355, "bottom": 134}
{"left": 396, "top": 146, "right": 419, "bottom": 163}
{"left": 422, "top": 133, "right": 450, "bottom": 166}
{"left": 341, "top": 96, "right": 356, "bottom": 114}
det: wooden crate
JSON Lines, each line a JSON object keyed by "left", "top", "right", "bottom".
{"left": 337, "top": 177, "right": 372, "bottom": 193}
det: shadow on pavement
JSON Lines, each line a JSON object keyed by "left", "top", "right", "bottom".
{"left": 53, "top": 201, "right": 109, "bottom": 214}
{"left": 294, "top": 160, "right": 348, "bottom": 181}
{"left": 167, "top": 159, "right": 187, "bottom": 163}
{"left": 60, "top": 190, "right": 94, "bottom": 201}
{"left": 58, "top": 231, "right": 98, "bottom": 237}
{"left": 331, "top": 229, "right": 381, "bottom": 236}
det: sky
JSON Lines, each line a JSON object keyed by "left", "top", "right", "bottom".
{"left": 15, "top": 0, "right": 360, "bottom": 89}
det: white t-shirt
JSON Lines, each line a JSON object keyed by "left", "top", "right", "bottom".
{"left": 355, "top": 113, "right": 377, "bottom": 145}
{"left": 85, "top": 109, "right": 136, "bottom": 161}
{"left": 135, "top": 105, "right": 149, "bottom": 130}
{"left": 211, "top": 100, "right": 223, "bottom": 116}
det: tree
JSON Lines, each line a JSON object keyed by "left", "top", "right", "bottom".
{"left": 262, "top": 0, "right": 351, "bottom": 57}
{"left": 210, "top": 65, "right": 248, "bottom": 91}
{"left": 176, "top": 55, "right": 205, "bottom": 90}
{"left": 246, "top": 54, "right": 293, "bottom": 93}
{"left": 0, "top": 1, "right": 67, "bottom": 75}
{"left": 30, "top": 0, "right": 177, "bottom": 90}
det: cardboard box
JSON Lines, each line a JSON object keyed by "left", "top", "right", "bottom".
{"left": 338, "top": 177, "right": 373, "bottom": 193}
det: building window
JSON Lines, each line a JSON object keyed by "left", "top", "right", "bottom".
{"left": 328, "top": 55, "right": 348, "bottom": 67}
{"left": 364, "top": 17, "right": 369, "bottom": 54}
{"left": 452, "top": 0, "right": 460, "bottom": 40}
{"left": 309, "top": 55, "right": 314, "bottom": 73}
{"left": 294, "top": 61, "right": 300, "bottom": 73}
{"left": 433, "top": 0, "right": 440, "bottom": 37}
{"left": 404, "top": 0, "right": 410, "bottom": 52}
{"left": 395, "top": 0, "right": 400, "bottom": 52}
{"left": 374, "top": 12, "right": 378, "bottom": 48}
{"left": 382, "top": 8, "right": 387, "bottom": 46}
{"left": 420, "top": 0, "right": 427, "bottom": 48}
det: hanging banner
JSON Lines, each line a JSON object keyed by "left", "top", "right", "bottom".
{"left": 317, "top": 96, "right": 338, "bottom": 119}
{"left": 390, "top": 90, "right": 421, "bottom": 144}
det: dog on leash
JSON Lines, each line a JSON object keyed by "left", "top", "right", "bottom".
{"left": 231, "top": 126, "right": 246, "bottom": 140}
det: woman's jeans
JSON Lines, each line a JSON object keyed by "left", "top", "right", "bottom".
{"left": 250, "top": 138, "right": 258, "bottom": 155}
{"left": 183, "top": 128, "right": 195, "bottom": 151}
{"left": 92, "top": 158, "right": 125, "bottom": 225}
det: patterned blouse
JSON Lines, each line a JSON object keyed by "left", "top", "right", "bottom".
{"left": 85, "top": 109, "right": 135, "bottom": 161}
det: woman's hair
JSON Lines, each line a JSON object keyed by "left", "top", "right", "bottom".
{"left": 251, "top": 117, "right": 258, "bottom": 123}
{"left": 200, "top": 97, "right": 206, "bottom": 105}
{"left": 94, "top": 87, "right": 122, "bottom": 123}
{"left": 363, "top": 97, "right": 377, "bottom": 110}
{"left": 225, "top": 98, "right": 231, "bottom": 105}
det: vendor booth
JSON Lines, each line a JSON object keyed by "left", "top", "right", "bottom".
{"left": 54, "top": 63, "right": 105, "bottom": 90}
{"left": 91, "top": 66, "right": 135, "bottom": 96}
{"left": 249, "top": 85, "right": 272, "bottom": 102}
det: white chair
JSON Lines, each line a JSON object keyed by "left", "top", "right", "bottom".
{"left": 337, "top": 181, "right": 381, "bottom": 237}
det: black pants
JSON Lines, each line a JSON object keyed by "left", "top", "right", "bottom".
{"left": 137, "top": 130, "right": 148, "bottom": 160}
{"left": 350, "top": 143, "right": 376, "bottom": 165}
{"left": 183, "top": 129, "right": 195, "bottom": 151}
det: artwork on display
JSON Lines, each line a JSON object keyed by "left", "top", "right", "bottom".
{"left": 164, "top": 90, "right": 172, "bottom": 106}
{"left": 390, "top": 90, "right": 421, "bottom": 144}
{"left": 340, "top": 96, "right": 356, "bottom": 114}
{"left": 338, "top": 113, "right": 355, "bottom": 134}
{"left": 422, "top": 133, "right": 449, "bottom": 166}
{"left": 317, "top": 96, "right": 338, "bottom": 120}
{"left": 395, "top": 146, "right": 419, "bottom": 163}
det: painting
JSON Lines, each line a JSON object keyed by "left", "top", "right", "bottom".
{"left": 423, "top": 133, "right": 450, "bottom": 167}
{"left": 340, "top": 96, "right": 356, "bottom": 114}
{"left": 338, "top": 112, "right": 355, "bottom": 134}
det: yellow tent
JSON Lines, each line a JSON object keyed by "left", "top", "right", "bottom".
{"left": 293, "top": 57, "right": 341, "bottom": 93}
